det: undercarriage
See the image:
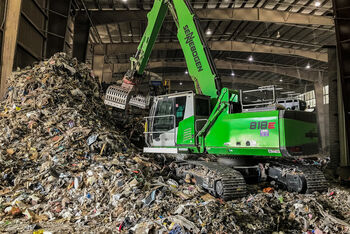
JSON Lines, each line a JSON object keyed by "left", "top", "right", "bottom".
{"left": 174, "top": 156, "right": 328, "bottom": 200}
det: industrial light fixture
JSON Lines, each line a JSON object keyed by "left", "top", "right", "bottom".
{"left": 248, "top": 55, "right": 254, "bottom": 62}
{"left": 231, "top": 71, "right": 235, "bottom": 76}
{"left": 122, "top": 0, "right": 127, "bottom": 2}
{"left": 179, "top": 82, "right": 183, "bottom": 85}
{"left": 315, "top": 1, "right": 321, "bottom": 7}
{"left": 276, "top": 31, "right": 281, "bottom": 38}
{"left": 306, "top": 63, "right": 311, "bottom": 69}
{"left": 206, "top": 30, "right": 212, "bottom": 35}
{"left": 280, "top": 78, "right": 283, "bottom": 82}
{"left": 185, "top": 70, "right": 188, "bottom": 74}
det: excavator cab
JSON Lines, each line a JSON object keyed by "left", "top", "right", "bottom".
{"left": 144, "top": 91, "right": 210, "bottom": 153}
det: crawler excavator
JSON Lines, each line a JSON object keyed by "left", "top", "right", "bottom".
{"left": 104, "top": 0, "right": 328, "bottom": 200}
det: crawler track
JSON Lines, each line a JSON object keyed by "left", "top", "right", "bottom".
{"left": 175, "top": 160, "right": 247, "bottom": 200}
{"left": 268, "top": 162, "right": 328, "bottom": 193}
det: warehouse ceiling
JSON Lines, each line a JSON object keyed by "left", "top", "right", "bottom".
{"left": 74, "top": 0, "right": 335, "bottom": 94}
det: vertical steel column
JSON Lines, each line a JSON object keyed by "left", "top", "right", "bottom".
{"left": 314, "top": 80, "right": 327, "bottom": 152}
{"left": 92, "top": 44, "right": 105, "bottom": 83}
{"left": 103, "top": 64, "right": 113, "bottom": 84}
{"left": 332, "top": 0, "right": 350, "bottom": 168}
{"left": 326, "top": 46, "right": 340, "bottom": 173}
{"left": 0, "top": 0, "right": 22, "bottom": 98}
{"left": 73, "top": 11, "right": 90, "bottom": 62}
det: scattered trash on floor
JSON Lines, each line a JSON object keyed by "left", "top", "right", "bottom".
{"left": 0, "top": 53, "right": 350, "bottom": 233}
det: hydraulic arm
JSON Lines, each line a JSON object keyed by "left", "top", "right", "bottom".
{"left": 105, "top": 0, "right": 222, "bottom": 109}
{"left": 128, "top": 0, "right": 168, "bottom": 77}
{"left": 169, "top": 0, "right": 221, "bottom": 99}
{"left": 104, "top": 0, "right": 168, "bottom": 109}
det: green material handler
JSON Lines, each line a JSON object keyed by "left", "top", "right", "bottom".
{"left": 105, "top": 0, "right": 327, "bottom": 200}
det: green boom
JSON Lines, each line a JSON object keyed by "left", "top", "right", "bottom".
{"left": 129, "top": 0, "right": 221, "bottom": 99}
{"left": 133, "top": 0, "right": 168, "bottom": 74}
{"left": 172, "top": 0, "right": 221, "bottom": 99}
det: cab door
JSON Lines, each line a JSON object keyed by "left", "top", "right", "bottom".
{"left": 194, "top": 97, "right": 210, "bottom": 139}
{"left": 147, "top": 93, "right": 193, "bottom": 147}
{"left": 150, "top": 97, "right": 176, "bottom": 147}
{"left": 175, "top": 93, "right": 196, "bottom": 146}
{"left": 176, "top": 95, "right": 210, "bottom": 146}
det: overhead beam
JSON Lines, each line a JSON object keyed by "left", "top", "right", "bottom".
{"left": 110, "top": 59, "right": 325, "bottom": 82}
{"left": 165, "top": 76, "right": 268, "bottom": 86}
{"left": 162, "top": 75, "right": 305, "bottom": 91}
{"left": 102, "top": 41, "right": 328, "bottom": 62}
{"left": 169, "top": 82, "right": 258, "bottom": 92}
{"left": 195, "top": 8, "right": 334, "bottom": 26}
{"left": 170, "top": 82, "right": 303, "bottom": 93}
{"left": 87, "top": 8, "right": 334, "bottom": 26}
{"left": 214, "top": 59, "right": 325, "bottom": 82}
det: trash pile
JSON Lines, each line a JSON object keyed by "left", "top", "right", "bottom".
{"left": 1, "top": 53, "right": 350, "bottom": 233}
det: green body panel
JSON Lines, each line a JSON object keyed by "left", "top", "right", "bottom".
{"left": 205, "top": 147, "right": 282, "bottom": 156}
{"left": 279, "top": 119, "right": 286, "bottom": 149}
{"left": 172, "top": 0, "right": 219, "bottom": 99}
{"left": 205, "top": 111, "right": 281, "bottom": 156}
{"left": 177, "top": 115, "right": 196, "bottom": 145}
{"left": 135, "top": 0, "right": 168, "bottom": 74}
{"left": 172, "top": 109, "right": 318, "bottom": 157}
{"left": 281, "top": 118, "right": 318, "bottom": 147}
{"left": 170, "top": 89, "right": 318, "bottom": 157}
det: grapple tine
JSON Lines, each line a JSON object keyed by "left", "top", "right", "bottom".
{"left": 104, "top": 85, "right": 150, "bottom": 109}
{"left": 129, "top": 93, "right": 151, "bottom": 109}
{"left": 104, "top": 85, "right": 129, "bottom": 109}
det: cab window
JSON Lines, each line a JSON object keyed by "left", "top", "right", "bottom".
{"left": 154, "top": 98, "right": 174, "bottom": 132}
{"left": 196, "top": 98, "right": 210, "bottom": 116}
{"left": 175, "top": 96, "right": 186, "bottom": 126}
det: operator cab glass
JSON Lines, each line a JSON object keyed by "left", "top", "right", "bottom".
{"left": 153, "top": 98, "right": 174, "bottom": 135}
{"left": 145, "top": 92, "right": 211, "bottom": 149}
{"left": 175, "top": 96, "right": 187, "bottom": 126}
{"left": 146, "top": 92, "right": 194, "bottom": 147}
{"left": 195, "top": 97, "right": 210, "bottom": 134}
{"left": 195, "top": 98, "right": 210, "bottom": 116}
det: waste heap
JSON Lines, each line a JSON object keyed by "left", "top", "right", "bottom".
{"left": 1, "top": 53, "right": 350, "bottom": 233}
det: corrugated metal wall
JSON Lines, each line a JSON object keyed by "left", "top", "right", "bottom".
{"left": 45, "top": 0, "right": 72, "bottom": 59}
{"left": 0, "top": 0, "right": 73, "bottom": 69}
{"left": 13, "top": 0, "right": 48, "bottom": 69}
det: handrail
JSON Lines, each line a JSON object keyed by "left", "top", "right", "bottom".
{"left": 195, "top": 118, "right": 208, "bottom": 133}
{"left": 240, "top": 85, "right": 277, "bottom": 110}
{"left": 144, "top": 115, "right": 176, "bottom": 146}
